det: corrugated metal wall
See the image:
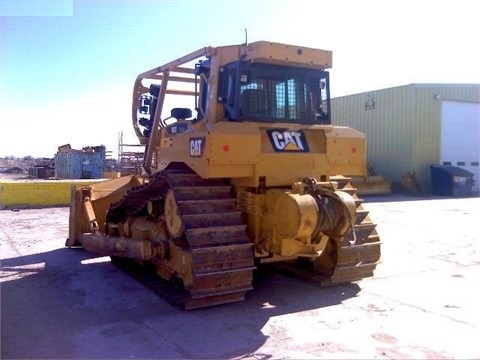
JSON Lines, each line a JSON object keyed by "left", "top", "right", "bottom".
{"left": 332, "top": 83, "right": 480, "bottom": 192}
{"left": 55, "top": 151, "right": 105, "bottom": 179}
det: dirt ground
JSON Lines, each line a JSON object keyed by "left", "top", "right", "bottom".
{"left": 1, "top": 195, "right": 479, "bottom": 359}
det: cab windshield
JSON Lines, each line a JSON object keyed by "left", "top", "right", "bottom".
{"left": 220, "top": 62, "right": 330, "bottom": 124}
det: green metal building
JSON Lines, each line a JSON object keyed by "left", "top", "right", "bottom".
{"left": 332, "top": 83, "right": 480, "bottom": 194}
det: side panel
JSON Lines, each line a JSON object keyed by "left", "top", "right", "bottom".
{"left": 153, "top": 122, "right": 366, "bottom": 187}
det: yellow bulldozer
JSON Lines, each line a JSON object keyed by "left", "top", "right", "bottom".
{"left": 67, "top": 41, "right": 381, "bottom": 309}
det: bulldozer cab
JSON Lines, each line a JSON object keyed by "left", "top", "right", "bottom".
{"left": 131, "top": 41, "right": 335, "bottom": 174}
{"left": 136, "top": 62, "right": 330, "bottom": 130}
{"left": 134, "top": 42, "right": 331, "bottom": 129}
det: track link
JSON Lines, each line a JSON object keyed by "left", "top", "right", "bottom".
{"left": 107, "top": 169, "right": 254, "bottom": 309}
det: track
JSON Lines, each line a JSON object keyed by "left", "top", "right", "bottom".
{"left": 107, "top": 168, "right": 255, "bottom": 309}
{"left": 329, "top": 176, "right": 382, "bottom": 284}
{"left": 106, "top": 172, "right": 380, "bottom": 308}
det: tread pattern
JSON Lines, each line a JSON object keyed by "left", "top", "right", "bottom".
{"left": 107, "top": 169, "right": 254, "bottom": 309}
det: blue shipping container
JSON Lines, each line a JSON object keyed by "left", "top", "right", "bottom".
{"left": 55, "top": 148, "right": 105, "bottom": 179}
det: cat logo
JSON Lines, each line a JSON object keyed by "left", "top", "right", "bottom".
{"left": 189, "top": 137, "right": 205, "bottom": 157}
{"left": 267, "top": 129, "right": 310, "bottom": 152}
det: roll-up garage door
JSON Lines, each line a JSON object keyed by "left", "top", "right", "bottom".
{"left": 440, "top": 101, "right": 480, "bottom": 192}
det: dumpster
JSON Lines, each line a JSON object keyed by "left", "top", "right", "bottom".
{"left": 430, "top": 165, "right": 474, "bottom": 197}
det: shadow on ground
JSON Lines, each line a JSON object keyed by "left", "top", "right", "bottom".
{"left": 1, "top": 248, "right": 360, "bottom": 359}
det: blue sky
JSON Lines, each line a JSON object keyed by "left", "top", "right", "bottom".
{"left": 1, "top": 0, "right": 479, "bottom": 158}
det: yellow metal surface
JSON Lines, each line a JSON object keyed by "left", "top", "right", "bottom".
{"left": 152, "top": 121, "right": 367, "bottom": 188}
{"left": 102, "top": 171, "right": 121, "bottom": 179}
{"left": 351, "top": 175, "right": 392, "bottom": 195}
{"left": 132, "top": 41, "right": 334, "bottom": 160}
{"left": 164, "top": 190, "right": 183, "bottom": 238}
{"left": 0, "top": 179, "right": 106, "bottom": 209}
{"left": 80, "top": 233, "right": 158, "bottom": 261}
{"left": 243, "top": 41, "right": 332, "bottom": 69}
{"left": 242, "top": 183, "right": 358, "bottom": 258}
{"left": 275, "top": 193, "right": 319, "bottom": 240}
{"left": 67, "top": 175, "right": 143, "bottom": 246}
{"left": 128, "top": 39, "right": 366, "bottom": 183}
